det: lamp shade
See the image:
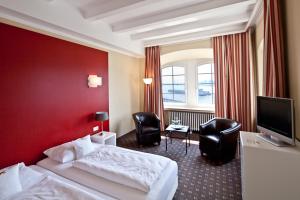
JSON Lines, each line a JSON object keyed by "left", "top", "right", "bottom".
{"left": 88, "top": 75, "right": 102, "bottom": 87}
{"left": 95, "top": 112, "right": 109, "bottom": 121}
{"left": 143, "top": 78, "right": 152, "bottom": 85}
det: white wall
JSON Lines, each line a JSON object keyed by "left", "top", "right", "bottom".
{"left": 108, "top": 52, "right": 144, "bottom": 137}
{"left": 160, "top": 39, "right": 211, "bottom": 55}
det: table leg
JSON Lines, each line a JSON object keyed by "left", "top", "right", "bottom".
{"left": 165, "top": 132, "right": 168, "bottom": 151}
{"left": 189, "top": 131, "right": 191, "bottom": 146}
{"left": 186, "top": 132, "right": 188, "bottom": 154}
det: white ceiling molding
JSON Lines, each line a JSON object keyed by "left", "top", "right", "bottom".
{"left": 0, "top": 0, "right": 260, "bottom": 53}
{"left": 144, "top": 24, "right": 246, "bottom": 46}
{"left": 245, "top": 0, "right": 263, "bottom": 30}
{"left": 131, "top": 13, "right": 250, "bottom": 40}
{"left": 111, "top": 0, "right": 256, "bottom": 33}
{"left": 82, "top": 0, "right": 158, "bottom": 21}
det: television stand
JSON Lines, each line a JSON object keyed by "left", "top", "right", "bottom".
{"left": 240, "top": 131, "right": 300, "bottom": 200}
{"left": 256, "top": 133, "right": 289, "bottom": 147}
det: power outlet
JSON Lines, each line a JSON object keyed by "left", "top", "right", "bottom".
{"left": 93, "top": 126, "right": 99, "bottom": 132}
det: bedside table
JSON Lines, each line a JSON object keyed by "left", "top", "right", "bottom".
{"left": 91, "top": 132, "right": 116, "bottom": 146}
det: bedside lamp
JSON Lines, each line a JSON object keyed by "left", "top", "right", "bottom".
{"left": 95, "top": 112, "right": 109, "bottom": 134}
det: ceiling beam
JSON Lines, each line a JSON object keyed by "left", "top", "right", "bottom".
{"left": 131, "top": 13, "right": 250, "bottom": 40}
{"left": 83, "top": 0, "right": 158, "bottom": 21}
{"left": 245, "top": 0, "right": 263, "bottom": 29}
{"left": 144, "top": 23, "right": 246, "bottom": 46}
{"left": 112, "top": 0, "right": 256, "bottom": 33}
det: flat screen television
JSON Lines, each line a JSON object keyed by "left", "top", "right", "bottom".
{"left": 257, "top": 96, "right": 295, "bottom": 146}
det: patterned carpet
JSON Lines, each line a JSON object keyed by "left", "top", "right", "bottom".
{"left": 117, "top": 131, "right": 242, "bottom": 200}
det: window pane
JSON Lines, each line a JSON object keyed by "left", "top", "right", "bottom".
{"left": 198, "top": 64, "right": 212, "bottom": 73}
{"left": 162, "top": 76, "right": 172, "bottom": 84}
{"left": 173, "top": 66, "right": 184, "bottom": 75}
{"left": 162, "top": 67, "right": 172, "bottom": 75}
{"left": 173, "top": 75, "right": 184, "bottom": 84}
{"left": 162, "top": 84, "right": 173, "bottom": 93}
{"left": 161, "top": 65, "right": 186, "bottom": 104}
{"left": 163, "top": 93, "right": 173, "bottom": 102}
{"left": 198, "top": 84, "right": 213, "bottom": 105}
{"left": 211, "top": 64, "right": 214, "bottom": 73}
{"left": 174, "top": 94, "right": 186, "bottom": 103}
{"left": 198, "top": 74, "right": 213, "bottom": 84}
{"left": 167, "top": 84, "right": 185, "bottom": 95}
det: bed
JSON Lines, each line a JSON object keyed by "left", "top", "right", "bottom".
{"left": 0, "top": 163, "right": 114, "bottom": 200}
{"left": 30, "top": 165, "right": 116, "bottom": 200}
{"left": 37, "top": 140, "right": 178, "bottom": 200}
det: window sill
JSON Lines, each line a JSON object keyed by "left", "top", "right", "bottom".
{"left": 164, "top": 105, "right": 215, "bottom": 113}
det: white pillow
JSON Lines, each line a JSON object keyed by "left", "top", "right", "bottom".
{"left": 0, "top": 164, "right": 22, "bottom": 200}
{"left": 73, "top": 135, "right": 95, "bottom": 159}
{"left": 44, "top": 141, "right": 76, "bottom": 163}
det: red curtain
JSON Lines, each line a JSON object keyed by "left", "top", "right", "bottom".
{"left": 263, "top": 0, "right": 286, "bottom": 97}
{"left": 213, "top": 31, "right": 255, "bottom": 131}
{"left": 144, "top": 46, "right": 165, "bottom": 130}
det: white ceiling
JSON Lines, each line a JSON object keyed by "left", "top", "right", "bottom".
{"left": 0, "top": 0, "right": 262, "bottom": 57}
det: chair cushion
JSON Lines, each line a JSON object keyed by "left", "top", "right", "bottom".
{"left": 142, "top": 126, "right": 160, "bottom": 134}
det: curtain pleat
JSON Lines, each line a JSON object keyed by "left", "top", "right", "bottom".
{"left": 263, "top": 0, "right": 286, "bottom": 97}
{"left": 144, "top": 46, "right": 165, "bottom": 130}
{"left": 213, "top": 31, "right": 256, "bottom": 132}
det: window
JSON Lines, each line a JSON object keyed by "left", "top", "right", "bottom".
{"left": 162, "top": 66, "right": 186, "bottom": 103}
{"left": 197, "top": 63, "right": 214, "bottom": 105}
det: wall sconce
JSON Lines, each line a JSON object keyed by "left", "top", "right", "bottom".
{"left": 88, "top": 75, "right": 102, "bottom": 88}
{"left": 143, "top": 78, "right": 153, "bottom": 85}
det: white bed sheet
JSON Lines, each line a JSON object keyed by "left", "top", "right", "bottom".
{"left": 9, "top": 176, "right": 104, "bottom": 200}
{"left": 37, "top": 155, "right": 178, "bottom": 200}
{"left": 30, "top": 165, "right": 116, "bottom": 200}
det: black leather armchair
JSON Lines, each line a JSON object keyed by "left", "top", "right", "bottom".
{"left": 132, "top": 112, "right": 161, "bottom": 146}
{"left": 199, "top": 118, "right": 241, "bottom": 162}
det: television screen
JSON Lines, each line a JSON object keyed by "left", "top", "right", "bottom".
{"left": 257, "top": 96, "right": 293, "bottom": 139}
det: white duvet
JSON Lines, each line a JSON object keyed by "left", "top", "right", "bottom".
{"left": 73, "top": 145, "right": 172, "bottom": 192}
{"left": 7, "top": 176, "right": 104, "bottom": 200}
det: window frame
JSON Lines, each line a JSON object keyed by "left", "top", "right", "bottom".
{"left": 161, "top": 59, "right": 215, "bottom": 112}
{"left": 161, "top": 65, "right": 187, "bottom": 105}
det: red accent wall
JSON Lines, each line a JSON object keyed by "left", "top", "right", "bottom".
{"left": 0, "top": 23, "right": 109, "bottom": 169}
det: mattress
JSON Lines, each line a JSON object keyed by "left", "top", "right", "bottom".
{"left": 37, "top": 154, "right": 178, "bottom": 200}
{"left": 30, "top": 165, "right": 116, "bottom": 200}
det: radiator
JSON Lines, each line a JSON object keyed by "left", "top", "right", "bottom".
{"left": 165, "top": 110, "right": 215, "bottom": 132}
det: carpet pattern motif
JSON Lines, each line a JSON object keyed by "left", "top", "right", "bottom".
{"left": 117, "top": 132, "right": 242, "bottom": 200}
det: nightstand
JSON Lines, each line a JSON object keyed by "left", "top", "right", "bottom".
{"left": 91, "top": 131, "right": 116, "bottom": 146}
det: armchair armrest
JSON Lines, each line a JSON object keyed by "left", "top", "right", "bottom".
{"left": 220, "top": 123, "right": 241, "bottom": 136}
{"left": 152, "top": 114, "right": 161, "bottom": 128}
{"left": 199, "top": 118, "right": 217, "bottom": 135}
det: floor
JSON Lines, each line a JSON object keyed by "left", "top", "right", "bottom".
{"left": 117, "top": 131, "right": 242, "bottom": 200}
